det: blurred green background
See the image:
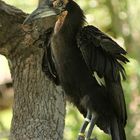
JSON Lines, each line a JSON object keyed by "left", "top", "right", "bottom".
{"left": 0, "top": 0, "right": 140, "bottom": 140}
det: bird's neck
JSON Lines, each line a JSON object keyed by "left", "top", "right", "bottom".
{"left": 54, "top": 0, "right": 86, "bottom": 43}
{"left": 59, "top": 11, "right": 85, "bottom": 40}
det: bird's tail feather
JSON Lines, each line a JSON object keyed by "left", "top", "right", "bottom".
{"left": 110, "top": 117, "right": 126, "bottom": 140}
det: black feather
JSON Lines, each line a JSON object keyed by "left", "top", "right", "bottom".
{"left": 41, "top": 1, "right": 128, "bottom": 140}
{"left": 77, "top": 25, "right": 129, "bottom": 81}
{"left": 42, "top": 28, "right": 60, "bottom": 85}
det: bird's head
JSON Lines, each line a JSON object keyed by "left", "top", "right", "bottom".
{"left": 24, "top": 0, "right": 85, "bottom": 34}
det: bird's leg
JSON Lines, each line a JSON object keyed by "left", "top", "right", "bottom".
{"left": 77, "top": 110, "right": 92, "bottom": 140}
{"left": 85, "top": 113, "right": 98, "bottom": 140}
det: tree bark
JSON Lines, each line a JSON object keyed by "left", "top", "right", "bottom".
{"left": 0, "top": 1, "right": 66, "bottom": 140}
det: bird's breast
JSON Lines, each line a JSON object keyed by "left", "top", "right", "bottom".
{"left": 50, "top": 33, "right": 95, "bottom": 96}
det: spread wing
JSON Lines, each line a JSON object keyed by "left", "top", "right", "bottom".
{"left": 77, "top": 25, "right": 129, "bottom": 126}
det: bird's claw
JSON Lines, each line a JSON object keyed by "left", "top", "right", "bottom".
{"left": 86, "top": 137, "right": 97, "bottom": 140}
{"left": 77, "top": 135, "right": 85, "bottom": 140}
{"left": 77, "top": 136, "right": 85, "bottom": 140}
{"left": 77, "top": 136, "right": 97, "bottom": 140}
{"left": 83, "top": 136, "right": 97, "bottom": 140}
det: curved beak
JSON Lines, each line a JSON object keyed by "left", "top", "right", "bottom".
{"left": 23, "top": 1, "right": 63, "bottom": 24}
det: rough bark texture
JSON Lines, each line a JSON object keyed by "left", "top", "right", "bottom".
{"left": 0, "top": 0, "right": 66, "bottom": 140}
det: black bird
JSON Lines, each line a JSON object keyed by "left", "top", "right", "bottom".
{"left": 24, "top": 0, "right": 129, "bottom": 140}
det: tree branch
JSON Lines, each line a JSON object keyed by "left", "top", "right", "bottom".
{"left": 0, "top": 0, "right": 26, "bottom": 56}
{"left": 0, "top": 0, "right": 57, "bottom": 57}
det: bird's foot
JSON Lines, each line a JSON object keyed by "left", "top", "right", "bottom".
{"left": 85, "top": 137, "right": 97, "bottom": 140}
{"left": 77, "top": 133, "right": 85, "bottom": 140}
{"left": 77, "top": 136, "right": 85, "bottom": 140}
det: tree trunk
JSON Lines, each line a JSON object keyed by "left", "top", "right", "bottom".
{"left": 10, "top": 51, "right": 65, "bottom": 140}
{"left": 0, "top": 1, "right": 66, "bottom": 139}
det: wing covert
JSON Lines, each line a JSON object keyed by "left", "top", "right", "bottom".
{"left": 77, "top": 25, "right": 129, "bottom": 82}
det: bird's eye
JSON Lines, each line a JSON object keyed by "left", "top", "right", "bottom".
{"left": 56, "top": 1, "right": 64, "bottom": 7}
{"left": 53, "top": 0, "right": 64, "bottom": 8}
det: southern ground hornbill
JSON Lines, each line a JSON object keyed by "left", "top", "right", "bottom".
{"left": 24, "top": 0, "right": 129, "bottom": 140}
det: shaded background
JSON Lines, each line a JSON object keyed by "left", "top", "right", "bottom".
{"left": 0, "top": 0, "right": 140, "bottom": 140}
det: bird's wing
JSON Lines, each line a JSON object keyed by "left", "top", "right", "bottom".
{"left": 77, "top": 25, "right": 128, "bottom": 125}
{"left": 77, "top": 25, "right": 129, "bottom": 82}
{"left": 42, "top": 28, "right": 60, "bottom": 85}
